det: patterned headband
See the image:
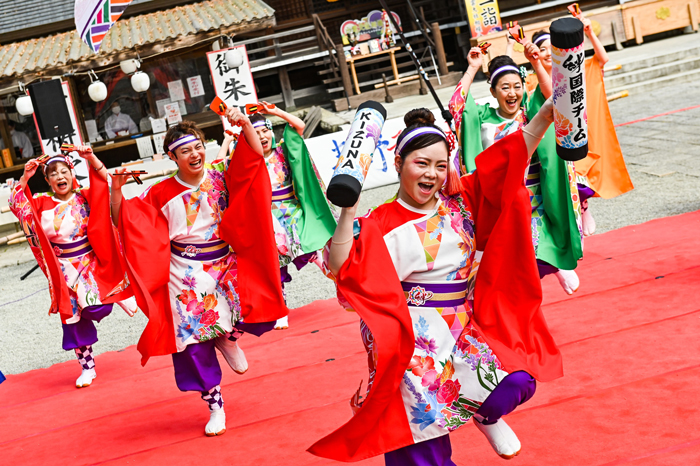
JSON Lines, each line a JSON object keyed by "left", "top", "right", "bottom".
{"left": 489, "top": 65, "right": 521, "bottom": 84}
{"left": 252, "top": 119, "right": 273, "bottom": 131}
{"left": 396, "top": 126, "right": 446, "bottom": 156}
{"left": 534, "top": 34, "right": 551, "bottom": 46}
{"left": 168, "top": 134, "right": 199, "bottom": 152}
{"left": 43, "top": 155, "right": 74, "bottom": 173}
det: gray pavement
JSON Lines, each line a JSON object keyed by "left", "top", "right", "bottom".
{"left": 2, "top": 65, "right": 699, "bottom": 376}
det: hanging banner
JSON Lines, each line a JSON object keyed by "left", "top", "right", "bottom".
{"left": 75, "top": 0, "right": 134, "bottom": 52}
{"left": 206, "top": 45, "right": 258, "bottom": 132}
{"left": 31, "top": 82, "right": 89, "bottom": 186}
{"left": 340, "top": 10, "right": 401, "bottom": 45}
{"left": 464, "top": 0, "right": 503, "bottom": 38}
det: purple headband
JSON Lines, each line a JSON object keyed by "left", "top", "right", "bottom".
{"left": 252, "top": 119, "right": 273, "bottom": 131}
{"left": 489, "top": 65, "right": 520, "bottom": 84}
{"left": 396, "top": 126, "right": 446, "bottom": 156}
{"left": 534, "top": 34, "right": 551, "bottom": 46}
{"left": 168, "top": 134, "right": 199, "bottom": 152}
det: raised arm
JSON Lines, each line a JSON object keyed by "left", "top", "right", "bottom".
{"left": 521, "top": 97, "right": 554, "bottom": 156}
{"left": 225, "top": 107, "right": 263, "bottom": 156}
{"left": 18, "top": 159, "right": 39, "bottom": 190}
{"left": 449, "top": 47, "right": 483, "bottom": 134}
{"left": 580, "top": 15, "right": 609, "bottom": 65}
{"left": 216, "top": 131, "right": 237, "bottom": 160}
{"left": 328, "top": 201, "right": 359, "bottom": 276}
{"left": 261, "top": 101, "right": 305, "bottom": 137}
{"left": 523, "top": 39, "right": 552, "bottom": 99}
{"left": 109, "top": 169, "right": 128, "bottom": 226}
{"left": 75, "top": 145, "right": 109, "bottom": 181}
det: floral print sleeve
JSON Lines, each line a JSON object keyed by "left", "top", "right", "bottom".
{"left": 449, "top": 81, "right": 467, "bottom": 134}
{"left": 8, "top": 181, "right": 31, "bottom": 221}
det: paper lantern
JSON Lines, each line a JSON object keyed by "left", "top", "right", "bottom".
{"left": 131, "top": 71, "right": 150, "bottom": 92}
{"left": 550, "top": 17, "right": 588, "bottom": 162}
{"left": 88, "top": 80, "right": 108, "bottom": 102}
{"left": 225, "top": 48, "right": 244, "bottom": 69}
{"left": 16, "top": 95, "right": 34, "bottom": 115}
{"left": 120, "top": 58, "right": 140, "bottom": 75}
{"left": 326, "top": 100, "right": 387, "bottom": 207}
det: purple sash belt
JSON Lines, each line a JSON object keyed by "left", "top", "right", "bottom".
{"left": 402, "top": 281, "right": 468, "bottom": 308}
{"left": 271, "top": 185, "right": 295, "bottom": 202}
{"left": 51, "top": 237, "right": 92, "bottom": 258}
{"left": 525, "top": 161, "right": 541, "bottom": 188}
{"left": 170, "top": 239, "right": 230, "bottom": 261}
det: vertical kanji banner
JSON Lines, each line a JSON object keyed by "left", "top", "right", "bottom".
{"left": 75, "top": 0, "right": 134, "bottom": 52}
{"left": 206, "top": 45, "right": 259, "bottom": 133}
{"left": 464, "top": 0, "right": 503, "bottom": 38}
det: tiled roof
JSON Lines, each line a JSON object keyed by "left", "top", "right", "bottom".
{"left": 0, "top": 0, "right": 274, "bottom": 79}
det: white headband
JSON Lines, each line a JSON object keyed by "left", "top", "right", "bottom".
{"left": 534, "top": 34, "right": 551, "bottom": 45}
{"left": 168, "top": 134, "right": 199, "bottom": 152}
{"left": 489, "top": 65, "right": 520, "bottom": 83}
{"left": 396, "top": 127, "right": 446, "bottom": 156}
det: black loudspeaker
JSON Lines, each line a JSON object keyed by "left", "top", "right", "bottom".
{"left": 28, "top": 80, "right": 73, "bottom": 140}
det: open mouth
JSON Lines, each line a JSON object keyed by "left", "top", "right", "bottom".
{"left": 505, "top": 98, "right": 518, "bottom": 108}
{"left": 418, "top": 182, "right": 434, "bottom": 195}
{"left": 57, "top": 181, "right": 68, "bottom": 190}
{"left": 261, "top": 140, "right": 269, "bottom": 148}
{"left": 189, "top": 159, "right": 203, "bottom": 169}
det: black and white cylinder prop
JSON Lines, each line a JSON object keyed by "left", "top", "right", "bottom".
{"left": 550, "top": 18, "right": 588, "bottom": 162}
{"left": 326, "top": 100, "right": 387, "bottom": 207}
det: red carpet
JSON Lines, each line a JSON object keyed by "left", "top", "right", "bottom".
{"left": 1, "top": 211, "right": 699, "bottom": 465}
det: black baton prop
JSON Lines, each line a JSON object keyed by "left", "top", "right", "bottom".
{"left": 377, "top": 0, "right": 453, "bottom": 129}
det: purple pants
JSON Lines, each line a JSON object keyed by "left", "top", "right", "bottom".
{"left": 280, "top": 251, "right": 317, "bottom": 284}
{"left": 537, "top": 259, "right": 559, "bottom": 279}
{"left": 385, "top": 372, "right": 535, "bottom": 465}
{"left": 171, "top": 321, "right": 276, "bottom": 392}
{"left": 61, "top": 304, "right": 113, "bottom": 350}
{"left": 578, "top": 183, "right": 596, "bottom": 203}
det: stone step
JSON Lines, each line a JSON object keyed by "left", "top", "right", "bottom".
{"left": 606, "top": 67, "right": 700, "bottom": 96}
{"left": 604, "top": 55, "right": 700, "bottom": 89}
{"left": 604, "top": 44, "right": 700, "bottom": 77}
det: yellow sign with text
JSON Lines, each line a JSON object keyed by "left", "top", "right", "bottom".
{"left": 464, "top": 0, "right": 503, "bottom": 38}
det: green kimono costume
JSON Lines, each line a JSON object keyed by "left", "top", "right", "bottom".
{"left": 458, "top": 89, "right": 582, "bottom": 270}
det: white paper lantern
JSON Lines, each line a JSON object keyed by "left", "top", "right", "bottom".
{"left": 16, "top": 95, "right": 34, "bottom": 116}
{"left": 120, "top": 59, "right": 140, "bottom": 75}
{"left": 88, "top": 80, "right": 108, "bottom": 102}
{"left": 131, "top": 71, "right": 150, "bottom": 92}
{"left": 225, "top": 48, "right": 244, "bottom": 69}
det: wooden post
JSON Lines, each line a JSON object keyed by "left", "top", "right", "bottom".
{"left": 431, "top": 22, "right": 449, "bottom": 76}
{"left": 278, "top": 66, "right": 296, "bottom": 111}
{"left": 631, "top": 15, "right": 644, "bottom": 44}
{"left": 419, "top": 75, "right": 428, "bottom": 95}
{"left": 336, "top": 44, "right": 354, "bottom": 97}
{"left": 382, "top": 74, "right": 394, "bottom": 103}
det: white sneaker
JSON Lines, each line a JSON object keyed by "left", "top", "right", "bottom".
{"left": 76, "top": 368, "right": 96, "bottom": 388}
{"left": 274, "top": 315, "right": 289, "bottom": 330}
{"left": 474, "top": 417, "right": 521, "bottom": 459}
{"left": 214, "top": 337, "right": 248, "bottom": 374}
{"left": 582, "top": 206, "right": 596, "bottom": 237}
{"left": 555, "top": 269, "right": 580, "bottom": 295}
{"left": 205, "top": 408, "right": 226, "bottom": 437}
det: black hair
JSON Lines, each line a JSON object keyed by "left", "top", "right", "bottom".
{"left": 395, "top": 108, "right": 449, "bottom": 161}
{"left": 163, "top": 120, "right": 205, "bottom": 155}
{"left": 487, "top": 55, "right": 522, "bottom": 89}
{"left": 249, "top": 113, "right": 267, "bottom": 125}
{"left": 532, "top": 30, "right": 550, "bottom": 46}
